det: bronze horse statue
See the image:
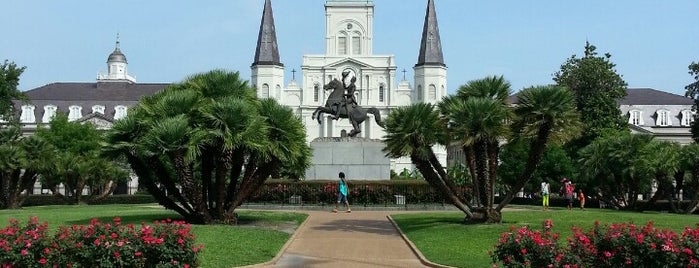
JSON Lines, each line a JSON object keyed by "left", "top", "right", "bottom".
{"left": 311, "top": 78, "right": 384, "bottom": 137}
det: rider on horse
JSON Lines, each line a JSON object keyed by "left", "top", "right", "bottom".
{"left": 332, "top": 71, "right": 357, "bottom": 120}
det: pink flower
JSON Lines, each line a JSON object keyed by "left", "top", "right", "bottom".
{"left": 521, "top": 248, "right": 527, "bottom": 254}
{"left": 21, "top": 249, "right": 28, "bottom": 255}
{"left": 39, "top": 258, "right": 47, "bottom": 264}
{"left": 603, "top": 251, "right": 612, "bottom": 258}
{"left": 135, "top": 251, "right": 142, "bottom": 257}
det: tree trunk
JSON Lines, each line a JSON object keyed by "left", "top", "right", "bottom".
{"left": 496, "top": 123, "right": 551, "bottom": 212}
{"left": 464, "top": 146, "right": 480, "bottom": 207}
{"left": 474, "top": 141, "right": 489, "bottom": 208}
{"left": 412, "top": 153, "right": 474, "bottom": 219}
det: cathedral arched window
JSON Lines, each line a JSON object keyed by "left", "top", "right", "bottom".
{"left": 92, "top": 105, "right": 105, "bottom": 115}
{"left": 261, "top": 84, "right": 270, "bottom": 98}
{"left": 314, "top": 84, "right": 320, "bottom": 102}
{"left": 68, "top": 105, "right": 82, "bottom": 121}
{"left": 417, "top": 85, "right": 423, "bottom": 102}
{"left": 20, "top": 105, "right": 36, "bottom": 123}
{"left": 275, "top": 85, "right": 282, "bottom": 100}
{"left": 428, "top": 84, "right": 437, "bottom": 100}
{"left": 379, "top": 84, "right": 385, "bottom": 102}
{"left": 42, "top": 105, "right": 57, "bottom": 123}
{"left": 352, "top": 32, "right": 361, "bottom": 55}
{"left": 114, "top": 105, "right": 128, "bottom": 120}
{"left": 656, "top": 109, "right": 671, "bottom": 126}
{"left": 337, "top": 31, "right": 348, "bottom": 55}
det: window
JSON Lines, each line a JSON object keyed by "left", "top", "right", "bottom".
{"left": 20, "top": 105, "right": 36, "bottom": 123}
{"left": 314, "top": 84, "right": 320, "bottom": 102}
{"left": 114, "top": 105, "right": 128, "bottom": 120}
{"left": 338, "top": 36, "right": 347, "bottom": 55}
{"left": 379, "top": 84, "right": 385, "bottom": 102}
{"left": 42, "top": 105, "right": 57, "bottom": 123}
{"left": 681, "top": 110, "right": 693, "bottom": 126}
{"left": 352, "top": 36, "right": 361, "bottom": 55}
{"left": 628, "top": 110, "right": 643, "bottom": 126}
{"left": 92, "top": 105, "right": 105, "bottom": 114}
{"left": 656, "top": 109, "right": 671, "bottom": 126}
{"left": 261, "top": 84, "right": 270, "bottom": 98}
{"left": 68, "top": 105, "right": 82, "bottom": 121}
{"left": 275, "top": 85, "right": 282, "bottom": 100}
{"left": 417, "top": 85, "right": 423, "bottom": 101}
{"left": 428, "top": 85, "right": 437, "bottom": 100}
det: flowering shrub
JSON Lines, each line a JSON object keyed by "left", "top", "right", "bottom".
{"left": 491, "top": 219, "right": 699, "bottom": 268}
{"left": 0, "top": 217, "right": 203, "bottom": 267}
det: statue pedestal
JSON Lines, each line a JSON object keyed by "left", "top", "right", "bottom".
{"left": 305, "top": 137, "right": 390, "bottom": 180}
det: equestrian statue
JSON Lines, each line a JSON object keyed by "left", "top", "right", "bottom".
{"left": 311, "top": 71, "right": 384, "bottom": 137}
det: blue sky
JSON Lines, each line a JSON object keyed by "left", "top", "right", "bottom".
{"left": 1, "top": 0, "right": 697, "bottom": 95}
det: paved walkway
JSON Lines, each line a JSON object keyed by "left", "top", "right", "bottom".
{"left": 258, "top": 210, "right": 428, "bottom": 268}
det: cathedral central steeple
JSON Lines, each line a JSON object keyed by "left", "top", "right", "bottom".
{"left": 253, "top": 0, "right": 282, "bottom": 67}
{"left": 416, "top": 0, "right": 445, "bottom": 67}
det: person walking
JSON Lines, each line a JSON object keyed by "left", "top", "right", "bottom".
{"left": 561, "top": 178, "right": 575, "bottom": 210}
{"left": 333, "top": 172, "right": 351, "bottom": 213}
{"left": 541, "top": 180, "right": 550, "bottom": 211}
{"left": 578, "top": 189, "right": 586, "bottom": 210}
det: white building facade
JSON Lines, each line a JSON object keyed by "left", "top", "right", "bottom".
{"left": 251, "top": 0, "right": 448, "bottom": 173}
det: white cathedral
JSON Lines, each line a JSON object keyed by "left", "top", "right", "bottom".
{"left": 249, "top": 0, "right": 449, "bottom": 172}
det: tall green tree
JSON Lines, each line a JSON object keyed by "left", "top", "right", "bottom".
{"left": 553, "top": 42, "right": 628, "bottom": 149}
{"left": 0, "top": 126, "right": 54, "bottom": 209}
{"left": 0, "top": 60, "right": 27, "bottom": 120}
{"left": 35, "top": 114, "right": 127, "bottom": 204}
{"left": 104, "top": 69, "right": 310, "bottom": 224}
{"left": 684, "top": 62, "right": 699, "bottom": 141}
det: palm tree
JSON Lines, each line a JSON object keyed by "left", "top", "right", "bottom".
{"left": 105, "top": 69, "right": 310, "bottom": 224}
{"left": 383, "top": 103, "right": 474, "bottom": 218}
{"left": 496, "top": 85, "right": 581, "bottom": 211}
{"left": 441, "top": 76, "right": 512, "bottom": 223}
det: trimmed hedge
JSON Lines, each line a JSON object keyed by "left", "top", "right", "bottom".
{"left": 20, "top": 194, "right": 157, "bottom": 207}
{"left": 250, "top": 179, "right": 471, "bottom": 206}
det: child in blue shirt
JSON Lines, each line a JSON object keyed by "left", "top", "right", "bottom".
{"left": 333, "top": 172, "right": 351, "bottom": 213}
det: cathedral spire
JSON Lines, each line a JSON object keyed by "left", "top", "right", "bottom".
{"left": 252, "top": 0, "right": 282, "bottom": 67}
{"left": 415, "top": 0, "right": 444, "bottom": 67}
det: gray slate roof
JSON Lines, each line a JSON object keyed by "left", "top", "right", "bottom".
{"left": 415, "top": 0, "right": 445, "bottom": 67}
{"left": 15, "top": 81, "right": 169, "bottom": 121}
{"left": 508, "top": 88, "right": 693, "bottom": 106}
{"left": 252, "top": 0, "right": 283, "bottom": 67}
{"left": 618, "top": 88, "right": 693, "bottom": 105}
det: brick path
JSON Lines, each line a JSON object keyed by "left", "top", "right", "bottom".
{"left": 255, "top": 210, "right": 428, "bottom": 268}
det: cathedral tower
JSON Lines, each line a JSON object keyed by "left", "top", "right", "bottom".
{"left": 251, "top": 0, "right": 285, "bottom": 100}
{"left": 413, "top": 0, "right": 446, "bottom": 104}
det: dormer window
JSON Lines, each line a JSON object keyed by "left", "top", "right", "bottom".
{"left": 114, "top": 105, "right": 128, "bottom": 120}
{"left": 68, "top": 105, "right": 82, "bottom": 121}
{"left": 656, "top": 109, "right": 671, "bottom": 126}
{"left": 92, "top": 105, "right": 105, "bottom": 115}
{"left": 628, "top": 110, "right": 643, "bottom": 126}
{"left": 42, "top": 105, "right": 57, "bottom": 123}
{"left": 20, "top": 105, "right": 36, "bottom": 123}
{"left": 681, "top": 110, "right": 693, "bottom": 126}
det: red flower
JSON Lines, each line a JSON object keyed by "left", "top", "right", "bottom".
{"left": 39, "top": 258, "right": 47, "bottom": 264}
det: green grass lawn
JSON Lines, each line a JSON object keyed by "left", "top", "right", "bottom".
{"left": 391, "top": 206, "right": 699, "bottom": 268}
{"left": 0, "top": 204, "right": 307, "bottom": 268}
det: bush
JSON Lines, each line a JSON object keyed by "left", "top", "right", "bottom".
{"left": 491, "top": 220, "right": 699, "bottom": 267}
{"left": 0, "top": 217, "right": 203, "bottom": 267}
{"left": 250, "top": 180, "right": 471, "bottom": 205}
{"left": 21, "top": 194, "right": 157, "bottom": 207}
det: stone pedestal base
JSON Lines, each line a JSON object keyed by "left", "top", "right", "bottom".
{"left": 305, "top": 137, "right": 390, "bottom": 180}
